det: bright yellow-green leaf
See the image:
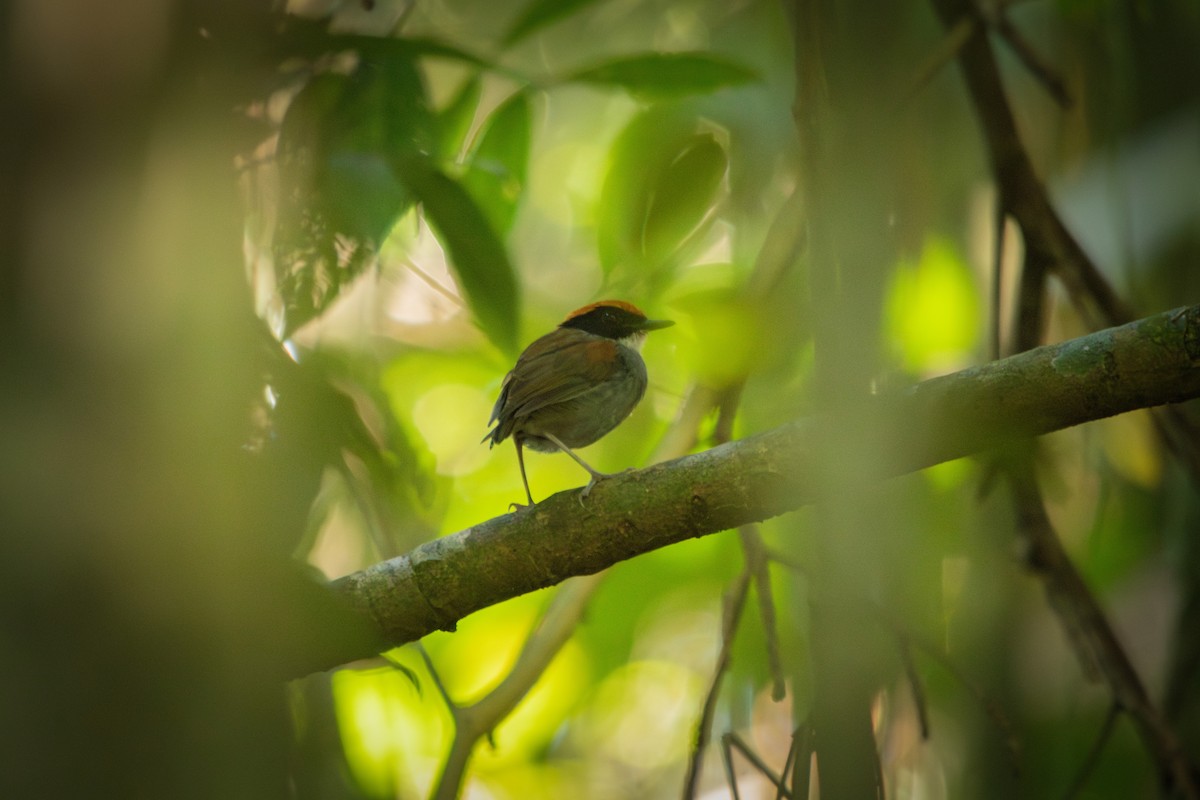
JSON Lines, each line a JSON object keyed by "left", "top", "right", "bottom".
{"left": 529, "top": 139, "right": 611, "bottom": 226}
{"left": 427, "top": 595, "right": 544, "bottom": 702}
{"left": 411, "top": 383, "right": 494, "bottom": 477}
{"left": 924, "top": 456, "right": 972, "bottom": 491}
{"left": 332, "top": 664, "right": 448, "bottom": 798}
{"left": 885, "top": 237, "right": 980, "bottom": 373}
{"left": 568, "top": 53, "right": 759, "bottom": 100}
{"left": 673, "top": 288, "right": 766, "bottom": 386}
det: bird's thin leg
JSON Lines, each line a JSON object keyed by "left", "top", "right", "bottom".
{"left": 511, "top": 437, "right": 536, "bottom": 510}
{"left": 540, "top": 432, "right": 609, "bottom": 479}
{"left": 540, "top": 432, "right": 633, "bottom": 502}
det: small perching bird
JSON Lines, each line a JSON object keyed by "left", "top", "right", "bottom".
{"left": 484, "top": 300, "right": 674, "bottom": 508}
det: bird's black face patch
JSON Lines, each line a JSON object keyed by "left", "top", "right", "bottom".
{"left": 559, "top": 305, "right": 647, "bottom": 340}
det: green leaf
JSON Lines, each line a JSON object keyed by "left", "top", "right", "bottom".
{"left": 597, "top": 108, "right": 678, "bottom": 274}
{"left": 277, "top": 72, "right": 346, "bottom": 153}
{"left": 568, "top": 53, "right": 758, "bottom": 99}
{"left": 503, "top": 0, "right": 604, "bottom": 46}
{"left": 324, "top": 35, "right": 492, "bottom": 70}
{"left": 273, "top": 50, "right": 437, "bottom": 334}
{"left": 641, "top": 133, "right": 727, "bottom": 264}
{"left": 462, "top": 91, "right": 532, "bottom": 236}
{"left": 436, "top": 75, "right": 483, "bottom": 161}
{"left": 597, "top": 108, "right": 727, "bottom": 278}
{"left": 399, "top": 36, "right": 493, "bottom": 68}
{"left": 394, "top": 157, "right": 521, "bottom": 354}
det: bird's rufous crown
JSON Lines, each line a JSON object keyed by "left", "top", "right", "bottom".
{"left": 561, "top": 299, "right": 646, "bottom": 322}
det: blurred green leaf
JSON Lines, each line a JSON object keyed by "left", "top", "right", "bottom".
{"left": 884, "top": 237, "right": 980, "bottom": 373}
{"left": 503, "top": 0, "right": 603, "bottom": 46}
{"left": 642, "top": 133, "right": 727, "bottom": 264}
{"left": 261, "top": 340, "right": 447, "bottom": 559}
{"left": 597, "top": 109, "right": 727, "bottom": 279}
{"left": 393, "top": 157, "right": 521, "bottom": 354}
{"left": 437, "top": 75, "right": 483, "bottom": 161}
{"left": 323, "top": 34, "right": 492, "bottom": 70}
{"left": 462, "top": 91, "right": 533, "bottom": 236}
{"left": 598, "top": 108, "right": 682, "bottom": 273}
{"left": 274, "top": 50, "right": 435, "bottom": 334}
{"left": 567, "top": 53, "right": 758, "bottom": 99}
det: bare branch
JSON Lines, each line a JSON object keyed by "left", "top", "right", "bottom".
{"left": 929, "top": 0, "right": 1131, "bottom": 329}
{"left": 1008, "top": 471, "right": 1200, "bottom": 798}
{"left": 329, "top": 305, "right": 1200, "bottom": 662}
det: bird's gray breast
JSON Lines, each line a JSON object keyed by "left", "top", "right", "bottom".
{"left": 523, "top": 345, "right": 648, "bottom": 450}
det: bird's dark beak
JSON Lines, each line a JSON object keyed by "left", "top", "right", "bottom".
{"left": 639, "top": 318, "right": 674, "bottom": 332}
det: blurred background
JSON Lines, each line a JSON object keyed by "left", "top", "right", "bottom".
{"left": 2, "top": 0, "right": 1200, "bottom": 797}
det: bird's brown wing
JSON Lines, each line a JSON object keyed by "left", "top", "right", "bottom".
{"left": 490, "top": 328, "right": 620, "bottom": 427}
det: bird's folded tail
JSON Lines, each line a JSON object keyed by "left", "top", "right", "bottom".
{"left": 482, "top": 425, "right": 504, "bottom": 447}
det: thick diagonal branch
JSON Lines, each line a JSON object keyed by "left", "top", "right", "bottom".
{"left": 327, "top": 305, "right": 1200, "bottom": 670}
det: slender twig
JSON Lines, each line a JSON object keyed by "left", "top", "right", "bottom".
{"left": 762, "top": 547, "right": 809, "bottom": 577}
{"left": 887, "top": 616, "right": 1022, "bottom": 774}
{"left": 900, "top": 1, "right": 1070, "bottom": 110}
{"left": 776, "top": 735, "right": 798, "bottom": 800}
{"left": 1062, "top": 702, "right": 1122, "bottom": 800}
{"left": 1013, "top": 236, "right": 1050, "bottom": 354}
{"left": 397, "top": 254, "right": 465, "bottom": 308}
{"left": 430, "top": 574, "right": 603, "bottom": 800}
{"left": 743, "top": 188, "right": 809, "bottom": 300}
{"left": 416, "top": 644, "right": 456, "bottom": 710}
{"left": 989, "top": 202, "right": 1006, "bottom": 361}
{"left": 712, "top": 386, "right": 785, "bottom": 705}
{"left": 724, "top": 731, "right": 794, "bottom": 799}
{"left": 379, "top": 650, "right": 422, "bottom": 694}
{"left": 682, "top": 570, "right": 752, "bottom": 800}
{"left": 789, "top": 725, "right": 814, "bottom": 800}
{"left": 722, "top": 734, "right": 743, "bottom": 800}
{"left": 757, "top": 575, "right": 787, "bottom": 701}
{"left": 716, "top": 175, "right": 808, "bottom": 708}
{"left": 387, "top": 0, "right": 415, "bottom": 35}
{"left": 714, "top": 384, "right": 746, "bottom": 447}
{"left": 1008, "top": 471, "right": 1200, "bottom": 798}
{"left": 897, "top": 15, "right": 976, "bottom": 108}
{"left": 979, "top": 2, "right": 1072, "bottom": 108}
{"left": 739, "top": 527, "right": 787, "bottom": 702}
{"left": 930, "top": 0, "right": 1131, "bottom": 328}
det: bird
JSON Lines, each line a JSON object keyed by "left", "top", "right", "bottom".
{"left": 484, "top": 300, "right": 674, "bottom": 508}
